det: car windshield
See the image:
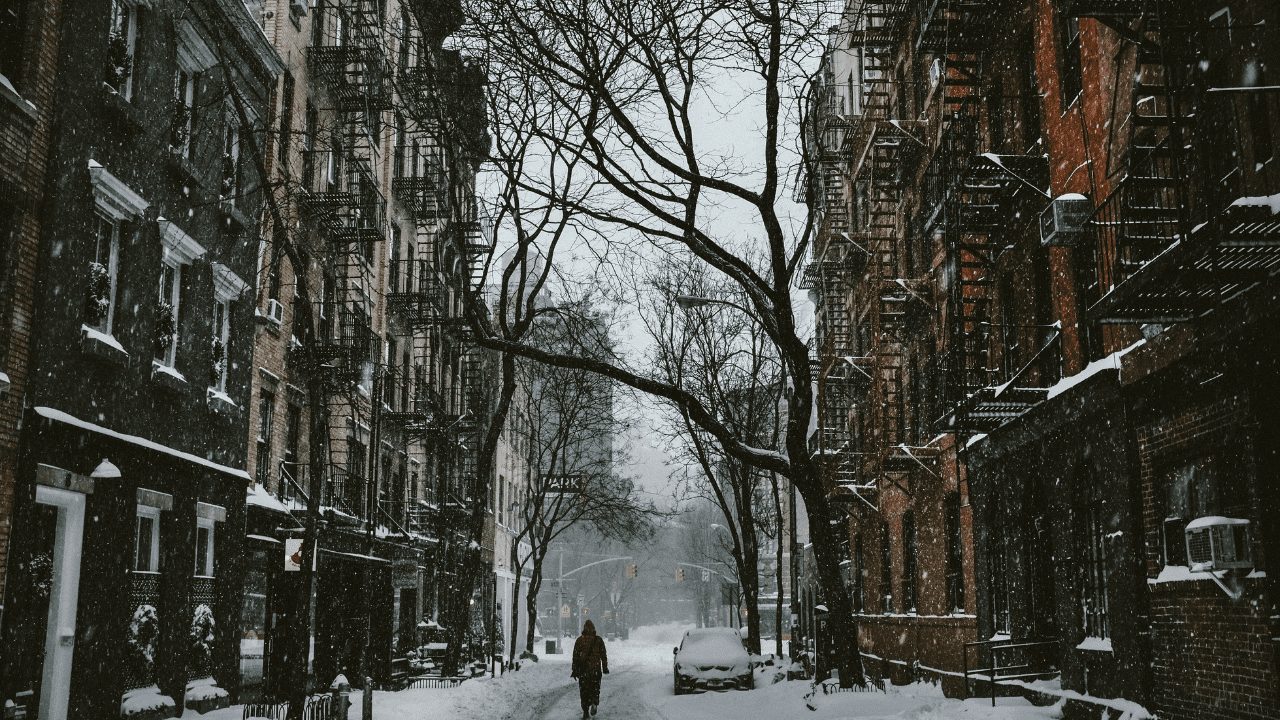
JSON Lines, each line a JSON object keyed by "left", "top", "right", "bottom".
{"left": 680, "top": 631, "right": 744, "bottom": 656}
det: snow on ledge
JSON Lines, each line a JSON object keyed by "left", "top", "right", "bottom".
{"left": 247, "top": 483, "right": 290, "bottom": 514}
{"left": 1046, "top": 339, "right": 1145, "bottom": 400}
{"left": 81, "top": 324, "right": 128, "bottom": 355}
{"left": 1229, "top": 192, "right": 1280, "bottom": 214}
{"left": 33, "top": 406, "right": 250, "bottom": 480}
{"left": 1075, "top": 636, "right": 1113, "bottom": 653}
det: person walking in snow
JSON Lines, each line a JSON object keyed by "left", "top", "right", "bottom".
{"left": 570, "top": 619, "right": 609, "bottom": 718}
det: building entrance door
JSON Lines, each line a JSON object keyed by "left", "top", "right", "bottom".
{"left": 34, "top": 484, "right": 87, "bottom": 720}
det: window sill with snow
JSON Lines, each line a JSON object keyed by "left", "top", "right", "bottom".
{"left": 151, "top": 361, "right": 188, "bottom": 391}
{"left": 81, "top": 325, "right": 129, "bottom": 367}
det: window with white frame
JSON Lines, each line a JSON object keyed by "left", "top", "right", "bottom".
{"left": 155, "top": 260, "right": 181, "bottom": 365}
{"left": 173, "top": 20, "right": 217, "bottom": 159}
{"left": 105, "top": 0, "right": 138, "bottom": 99}
{"left": 173, "top": 67, "right": 196, "bottom": 156}
{"left": 87, "top": 161, "right": 149, "bottom": 338}
{"left": 194, "top": 517, "right": 215, "bottom": 577}
{"left": 154, "top": 219, "right": 206, "bottom": 369}
{"left": 211, "top": 262, "right": 247, "bottom": 392}
{"left": 90, "top": 211, "right": 122, "bottom": 333}
{"left": 222, "top": 107, "right": 241, "bottom": 200}
{"left": 135, "top": 506, "right": 161, "bottom": 572}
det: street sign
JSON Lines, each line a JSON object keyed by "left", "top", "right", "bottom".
{"left": 577, "top": 593, "right": 585, "bottom": 606}
{"left": 582, "top": 607, "right": 590, "bottom": 617}
{"left": 561, "top": 604, "right": 571, "bottom": 619}
{"left": 701, "top": 570, "right": 710, "bottom": 582}
{"left": 545, "top": 474, "right": 584, "bottom": 495}
{"left": 285, "top": 538, "right": 303, "bottom": 572}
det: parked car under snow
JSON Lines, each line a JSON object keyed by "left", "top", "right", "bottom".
{"left": 672, "top": 628, "right": 754, "bottom": 694}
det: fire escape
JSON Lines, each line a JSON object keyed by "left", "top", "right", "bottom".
{"left": 1068, "top": 2, "right": 1280, "bottom": 325}
{"left": 841, "top": 0, "right": 935, "bottom": 490}
{"left": 294, "top": 0, "right": 392, "bottom": 527}
{"left": 802, "top": 36, "right": 877, "bottom": 515}
{"left": 919, "top": 0, "right": 1052, "bottom": 436}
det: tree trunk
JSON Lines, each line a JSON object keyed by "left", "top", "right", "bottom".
{"left": 524, "top": 567, "right": 543, "bottom": 656}
{"left": 741, "top": 534, "right": 761, "bottom": 655}
{"left": 801, "top": 484, "right": 864, "bottom": 687}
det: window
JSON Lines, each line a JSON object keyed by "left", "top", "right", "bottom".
{"left": 880, "top": 520, "right": 893, "bottom": 613}
{"left": 989, "top": 503, "right": 1010, "bottom": 635}
{"left": 105, "top": 0, "right": 137, "bottom": 99}
{"left": 852, "top": 533, "right": 865, "bottom": 613}
{"left": 212, "top": 298, "right": 231, "bottom": 390}
{"left": 945, "top": 494, "right": 965, "bottom": 613}
{"left": 0, "top": 0, "right": 27, "bottom": 85}
{"left": 223, "top": 110, "right": 241, "bottom": 200}
{"left": 194, "top": 519, "right": 215, "bottom": 577}
{"left": 302, "top": 102, "right": 318, "bottom": 188}
{"left": 1058, "top": 14, "right": 1082, "bottom": 107}
{"left": 902, "top": 510, "right": 917, "bottom": 614}
{"left": 256, "top": 387, "right": 276, "bottom": 485}
{"left": 154, "top": 260, "right": 181, "bottom": 366}
{"left": 1161, "top": 454, "right": 1247, "bottom": 566}
{"left": 135, "top": 508, "right": 161, "bottom": 572}
{"left": 89, "top": 211, "right": 122, "bottom": 333}
{"left": 389, "top": 225, "right": 402, "bottom": 293}
{"left": 174, "top": 67, "right": 197, "bottom": 157}
{"left": 1081, "top": 506, "right": 1109, "bottom": 638}
{"left": 278, "top": 72, "right": 295, "bottom": 169}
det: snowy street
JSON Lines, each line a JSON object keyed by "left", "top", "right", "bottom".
{"left": 285, "top": 625, "right": 1062, "bottom": 720}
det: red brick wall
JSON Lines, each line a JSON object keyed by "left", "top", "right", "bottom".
{"left": 1148, "top": 578, "right": 1276, "bottom": 720}
{"left": 0, "top": 0, "right": 62, "bottom": 606}
{"left": 1135, "top": 391, "right": 1278, "bottom": 718}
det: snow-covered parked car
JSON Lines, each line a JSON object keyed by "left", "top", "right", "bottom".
{"left": 672, "top": 628, "right": 754, "bottom": 694}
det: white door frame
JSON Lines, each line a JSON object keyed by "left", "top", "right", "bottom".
{"left": 35, "top": 484, "right": 86, "bottom": 720}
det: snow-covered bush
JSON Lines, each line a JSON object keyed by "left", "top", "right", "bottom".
{"left": 128, "top": 604, "right": 160, "bottom": 668}
{"left": 189, "top": 603, "right": 216, "bottom": 664}
{"left": 153, "top": 301, "right": 175, "bottom": 357}
{"left": 85, "top": 262, "right": 111, "bottom": 324}
{"left": 210, "top": 337, "right": 226, "bottom": 386}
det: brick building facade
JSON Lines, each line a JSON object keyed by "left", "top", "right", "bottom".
{"left": 235, "top": 0, "right": 495, "bottom": 699}
{"left": 804, "top": 1, "right": 1279, "bottom": 715}
{"left": 0, "top": 1, "right": 282, "bottom": 718}
{"left": 0, "top": 0, "right": 63, "bottom": 620}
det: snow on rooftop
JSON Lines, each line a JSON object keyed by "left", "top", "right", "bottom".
{"left": 34, "top": 406, "right": 249, "bottom": 480}
{"left": 247, "top": 483, "right": 290, "bottom": 514}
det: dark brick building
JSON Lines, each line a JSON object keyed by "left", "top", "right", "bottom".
{"left": 0, "top": 1, "right": 281, "bottom": 718}
{"left": 805, "top": 1, "right": 1279, "bottom": 715}
{"left": 0, "top": 0, "right": 63, "bottom": 623}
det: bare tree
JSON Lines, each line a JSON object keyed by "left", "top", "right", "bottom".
{"left": 445, "top": 0, "right": 867, "bottom": 685}
{"left": 642, "top": 260, "right": 784, "bottom": 655}
{"left": 505, "top": 315, "right": 659, "bottom": 659}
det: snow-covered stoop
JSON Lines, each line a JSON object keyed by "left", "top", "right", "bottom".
{"left": 183, "top": 677, "right": 231, "bottom": 715}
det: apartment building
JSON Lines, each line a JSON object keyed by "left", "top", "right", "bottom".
{"left": 235, "top": 0, "right": 493, "bottom": 697}
{"left": 805, "top": 1, "right": 1279, "bottom": 715}
{"left": 0, "top": 1, "right": 281, "bottom": 718}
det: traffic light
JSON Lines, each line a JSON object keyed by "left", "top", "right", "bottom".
{"left": 676, "top": 567, "right": 686, "bottom": 582}
{"left": 626, "top": 563, "right": 637, "bottom": 579}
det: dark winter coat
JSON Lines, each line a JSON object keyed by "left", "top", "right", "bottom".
{"left": 571, "top": 620, "right": 609, "bottom": 678}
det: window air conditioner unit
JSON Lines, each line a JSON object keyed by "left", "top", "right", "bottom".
{"left": 266, "top": 298, "right": 285, "bottom": 325}
{"left": 1184, "top": 516, "right": 1252, "bottom": 573}
{"left": 1039, "top": 193, "right": 1092, "bottom": 247}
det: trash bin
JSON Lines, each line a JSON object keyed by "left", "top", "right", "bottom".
{"left": 546, "top": 639, "right": 558, "bottom": 655}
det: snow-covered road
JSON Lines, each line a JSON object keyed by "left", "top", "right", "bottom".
{"left": 209, "top": 624, "right": 1064, "bottom": 720}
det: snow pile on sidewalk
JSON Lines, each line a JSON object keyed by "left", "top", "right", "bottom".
{"left": 655, "top": 679, "right": 1063, "bottom": 720}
